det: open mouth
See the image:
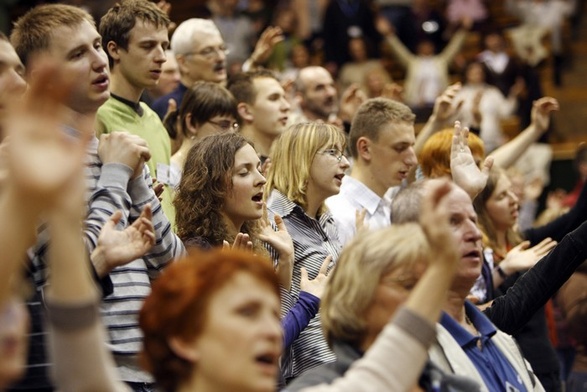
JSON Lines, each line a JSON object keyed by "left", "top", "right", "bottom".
{"left": 92, "top": 74, "right": 108, "bottom": 85}
{"left": 334, "top": 174, "right": 344, "bottom": 181}
{"left": 252, "top": 192, "right": 263, "bottom": 203}
{"left": 463, "top": 250, "right": 481, "bottom": 258}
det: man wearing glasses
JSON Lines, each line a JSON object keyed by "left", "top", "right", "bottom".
{"left": 228, "top": 69, "right": 290, "bottom": 164}
{"left": 96, "top": 0, "right": 176, "bottom": 224}
{"left": 326, "top": 98, "right": 418, "bottom": 245}
{"left": 152, "top": 18, "right": 228, "bottom": 119}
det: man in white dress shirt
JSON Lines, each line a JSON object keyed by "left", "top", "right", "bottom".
{"left": 326, "top": 98, "right": 417, "bottom": 244}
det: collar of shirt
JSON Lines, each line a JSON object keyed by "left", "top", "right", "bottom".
{"left": 440, "top": 301, "right": 497, "bottom": 348}
{"left": 110, "top": 93, "right": 144, "bottom": 116}
{"left": 341, "top": 176, "right": 392, "bottom": 216}
{"left": 267, "top": 189, "right": 335, "bottom": 229}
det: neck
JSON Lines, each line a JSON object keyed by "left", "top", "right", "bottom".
{"left": 350, "top": 164, "right": 388, "bottom": 198}
{"left": 302, "top": 108, "right": 328, "bottom": 122}
{"left": 111, "top": 70, "right": 144, "bottom": 102}
{"left": 171, "top": 136, "right": 198, "bottom": 167}
{"left": 303, "top": 187, "right": 325, "bottom": 219}
{"left": 221, "top": 213, "right": 244, "bottom": 239}
{"left": 444, "top": 290, "right": 467, "bottom": 323}
{"left": 495, "top": 229, "right": 507, "bottom": 253}
{"left": 180, "top": 75, "right": 194, "bottom": 88}
{"left": 240, "top": 125, "right": 274, "bottom": 158}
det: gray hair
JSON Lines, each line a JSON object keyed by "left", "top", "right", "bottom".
{"left": 171, "top": 18, "right": 221, "bottom": 56}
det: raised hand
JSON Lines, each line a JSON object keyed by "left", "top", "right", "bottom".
{"left": 419, "top": 180, "right": 459, "bottom": 269}
{"left": 257, "top": 204, "right": 294, "bottom": 290}
{"left": 450, "top": 121, "right": 493, "bottom": 199}
{"left": 300, "top": 255, "right": 332, "bottom": 299}
{"left": 248, "top": 26, "right": 284, "bottom": 67}
{"left": 531, "top": 97, "right": 559, "bottom": 133}
{"left": 223, "top": 232, "right": 254, "bottom": 252}
{"left": 339, "top": 84, "right": 367, "bottom": 123}
{"left": 91, "top": 206, "right": 156, "bottom": 277}
{"left": 499, "top": 237, "right": 557, "bottom": 277}
{"left": 432, "top": 82, "right": 463, "bottom": 125}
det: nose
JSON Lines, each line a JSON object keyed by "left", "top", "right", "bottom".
{"left": 281, "top": 96, "right": 291, "bottom": 112}
{"left": 92, "top": 46, "right": 108, "bottom": 71}
{"left": 155, "top": 46, "right": 167, "bottom": 64}
{"left": 464, "top": 219, "right": 482, "bottom": 242}
{"left": 508, "top": 190, "right": 519, "bottom": 205}
{"left": 255, "top": 169, "right": 267, "bottom": 186}
{"left": 340, "top": 155, "right": 350, "bottom": 170}
{"left": 404, "top": 146, "right": 418, "bottom": 167}
{"left": 262, "top": 313, "right": 283, "bottom": 343}
{"left": 6, "top": 69, "right": 26, "bottom": 96}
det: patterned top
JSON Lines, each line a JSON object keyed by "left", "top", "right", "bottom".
{"left": 267, "top": 190, "right": 342, "bottom": 380}
{"left": 27, "top": 136, "right": 185, "bottom": 383}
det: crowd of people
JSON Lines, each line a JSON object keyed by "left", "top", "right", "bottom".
{"left": 0, "top": 0, "right": 586, "bottom": 391}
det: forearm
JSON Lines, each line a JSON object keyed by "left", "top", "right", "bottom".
{"left": 414, "top": 113, "right": 444, "bottom": 156}
{"left": 489, "top": 124, "right": 541, "bottom": 169}
{"left": 128, "top": 168, "right": 185, "bottom": 267}
{"left": 282, "top": 291, "right": 320, "bottom": 349}
{"left": 45, "top": 300, "right": 130, "bottom": 392}
{"left": 0, "top": 190, "right": 39, "bottom": 304}
{"left": 485, "top": 222, "right": 587, "bottom": 333}
{"left": 404, "top": 262, "right": 455, "bottom": 324}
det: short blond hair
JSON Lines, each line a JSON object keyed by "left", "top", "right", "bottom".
{"left": 264, "top": 122, "right": 346, "bottom": 214}
{"left": 11, "top": 4, "right": 94, "bottom": 66}
{"left": 321, "top": 225, "right": 430, "bottom": 348}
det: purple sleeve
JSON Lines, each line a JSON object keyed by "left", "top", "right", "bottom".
{"left": 282, "top": 291, "right": 321, "bottom": 349}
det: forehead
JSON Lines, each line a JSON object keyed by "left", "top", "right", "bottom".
{"left": 304, "top": 69, "right": 333, "bottom": 88}
{"left": 446, "top": 187, "right": 475, "bottom": 215}
{"left": 128, "top": 20, "right": 168, "bottom": 42}
{"left": 48, "top": 20, "right": 100, "bottom": 56}
{"left": 234, "top": 143, "right": 259, "bottom": 164}
{"left": 211, "top": 272, "right": 278, "bottom": 308}
{"left": 253, "top": 77, "right": 283, "bottom": 96}
{"left": 0, "top": 40, "right": 23, "bottom": 69}
{"left": 377, "top": 121, "right": 415, "bottom": 144}
{"left": 193, "top": 31, "right": 224, "bottom": 51}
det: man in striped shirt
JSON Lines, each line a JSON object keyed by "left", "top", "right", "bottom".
{"left": 9, "top": 4, "right": 184, "bottom": 391}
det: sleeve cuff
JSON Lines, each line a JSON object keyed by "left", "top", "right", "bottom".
{"left": 45, "top": 300, "right": 100, "bottom": 331}
{"left": 98, "top": 163, "right": 133, "bottom": 189}
{"left": 393, "top": 307, "right": 437, "bottom": 348}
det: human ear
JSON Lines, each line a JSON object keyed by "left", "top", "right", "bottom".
{"left": 106, "top": 41, "right": 121, "bottom": 62}
{"left": 184, "top": 113, "right": 198, "bottom": 138}
{"left": 357, "top": 137, "right": 372, "bottom": 162}
{"left": 168, "top": 336, "right": 200, "bottom": 362}
{"left": 237, "top": 102, "right": 254, "bottom": 123}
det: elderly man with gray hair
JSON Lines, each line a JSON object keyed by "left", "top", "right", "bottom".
{"left": 152, "top": 18, "right": 228, "bottom": 119}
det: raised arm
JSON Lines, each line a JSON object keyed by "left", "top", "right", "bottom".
{"left": 0, "top": 57, "right": 89, "bottom": 304}
{"left": 489, "top": 97, "right": 559, "bottom": 169}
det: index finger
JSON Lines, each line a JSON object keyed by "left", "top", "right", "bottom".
{"left": 319, "top": 255, "right": 332, "bottom": 276}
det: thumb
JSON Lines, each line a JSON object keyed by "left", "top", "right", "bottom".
{"left": 515, "top": 240, "right": 531, "bottom": 251}
{"left": 108, "top": 210, "right": 123, "bottom": 228}
{"left": 300, "top": 267, "right": 308, "bottom": 282}
{"left": 482, "top": 156, "right": 494, "bottom": 174}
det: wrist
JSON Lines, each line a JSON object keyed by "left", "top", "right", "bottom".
{"left": 494, "top": 264, "right": 510, "bottom": 279}
{"left": 90, "top": 247, "right": 110, "bottom": 278}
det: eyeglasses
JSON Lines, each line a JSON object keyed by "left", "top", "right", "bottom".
{"left": 318, "top": 148, "right": 346, "bottom": 162}
{"left": 208, "top": 119, "right": 239, "bottom": 131}
{"left": 185, "top": 45, "right": 230, "bottom": 60}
